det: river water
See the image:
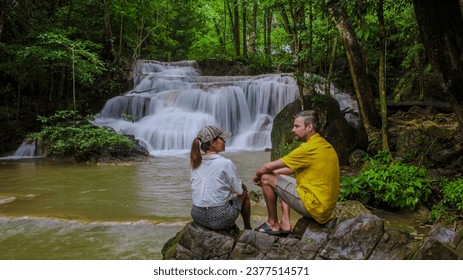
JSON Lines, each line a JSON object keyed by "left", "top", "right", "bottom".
{"left": 0, "top": 151, "right": 274, "bottom": 260}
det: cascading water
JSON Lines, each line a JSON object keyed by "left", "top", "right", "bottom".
{"left": 14, "top": 142, "right": 36, "bottom": 157}
{"left": 93, "top": 61, "right": 300, "bottom": 155}
{"left": 4, "top": 60, "right": 359, "bottom": 159}
{"left": 4, "top": 141, "right": 39, "bottom": 159}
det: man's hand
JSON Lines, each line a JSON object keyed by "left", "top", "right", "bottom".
{"left": 253, "top": 174, "right": 261, "bottom": 186}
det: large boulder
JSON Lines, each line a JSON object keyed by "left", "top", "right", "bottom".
{"left": 162, "top": 201, "right": 463, "bottom": 260}
{"left": 411, "top": 224, "right": 463, "bottom": 260}
{"left": 387, "top": 106, "right": 463, "bottom": 176}
{"left": 270, "top": 94, "right": 368, "bottom": 165}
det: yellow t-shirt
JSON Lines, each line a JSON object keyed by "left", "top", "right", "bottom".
{"left": 280, "top": 133, "right": 340, "bottom": 224}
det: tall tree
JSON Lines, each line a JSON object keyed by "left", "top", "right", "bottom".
{"left": 377, "top": 0, "right": 389, "bottom": 151}
{"left": 233, "top": 0, "right": 240, "bottom": 56}
{"left": 324, "top": 0, "right": 381, "bottom": 132}
{"left": 227, "top": 0, "right": 241, "bottom": 57}
{"left": 263, "top": 7, "right": 272, "bottom": 65}
{"left": 307, "top": 0, "right": 314, "bottom": 71}
{"left": 102, "top": 0, "right": 116, "bottom": 63}
{"left": 242, "top": 0, "right": 248, "bottom": 59}
{"left": 413, "top": 0, "right": 463, "bottom": 131}
{"left": 275, "top": 0, "right": 308, "bottom": 106}
{"left": 248, "top": 1, "right": 258, "bottom": 56}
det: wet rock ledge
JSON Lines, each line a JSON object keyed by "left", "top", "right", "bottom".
{"left": 161, "top": 201, "right": 463, "bottom": 260}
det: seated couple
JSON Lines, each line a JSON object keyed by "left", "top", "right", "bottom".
{"left": 189, "top": 110, "right": 340, "bottom": 236}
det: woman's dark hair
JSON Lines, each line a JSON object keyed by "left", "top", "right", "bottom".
{"left": 190, "top": 138, "right": 214, "bottom": 169}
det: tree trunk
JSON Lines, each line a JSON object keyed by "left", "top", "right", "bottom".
{"left": 233, "top": 0, "right": 240, "bottom": 57}
{"left": 0, "top": 4, "right": 4, "bottom": 38}
{"left": 227, "top": 0, "right": 240, "bottom": 57}
{"left": 242, "top": 0, "right": 247, "bottom": 59}
{"left": 264, "top": 8, "right": 272, "bottom": 65}
{"left": 325, "top": 35, "right": 338, "bottom": 97}
{"left": 413, "top": 0, "right": 463, "bottom": 131}
{"left": 328, "top": 36, "right": 338, "bottom": 80}
{"left": 212, "top": 18, "right": 225, "bottom": 53}
{"left": 223, "top": 0, "right": 227, "bottom": 57}
{"left": 133, "top": 17, "right": 145, "bottom": 59}
{"left": 66, "top": 0, "right": 73, "bottom": 26}
{"left": 377, "top": 0, "right": 389, "bottom": 151}
{"left": 325, "top": 0, "right": 381, "bottom": 131}
{"left": 277, "top": 1, "right": 307, "bottom": 107}
{"left": 102, "top": 0, "right": 116, "bottom": 63}
{"left": 293, "top": 1, "right": 307, "bottom": 70}
{"left": 278, "top": 4, "right": 293, "bottom": 52}
{"left": 294, "top": 2, "right": 306, "bottom": 107}
{"left": 308, "top": 0, "right": 314, "bottom": 70}
{"left": 248, "top": 1, "right": 257, "bottom": 55}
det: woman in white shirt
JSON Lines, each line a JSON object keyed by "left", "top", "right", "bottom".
{"left": 189, "top": 126, "right": 251, "bottom": 231}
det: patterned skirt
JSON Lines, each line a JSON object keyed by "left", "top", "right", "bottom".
{"left": 191, "top": 197, "right": 241, "bottom": 230}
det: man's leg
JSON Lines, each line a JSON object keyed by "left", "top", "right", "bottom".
{"left": 275, "top": 175, "right": 312, "bottom": 223}
{"left": 259, "top": 173, "right": 289, "bottom": 232}
{"left": 272, "top": 168, "right": 293, "bottom": 232}
{"left": 278, "top": 198, "right": 291, "bottom": 232}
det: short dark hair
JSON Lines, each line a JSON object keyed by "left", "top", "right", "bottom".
{"left": 295, "top": 110, "right": 320, "bottom": 131}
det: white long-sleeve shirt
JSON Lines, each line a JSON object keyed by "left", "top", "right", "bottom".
{"left": 190, "top": 154, "right": 243, "bottom": 207}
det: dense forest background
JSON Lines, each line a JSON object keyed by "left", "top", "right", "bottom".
{"left": 1, "top": 0, "right": 462, "bottom": 156}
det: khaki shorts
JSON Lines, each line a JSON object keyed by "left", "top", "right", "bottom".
{"left": 276, "top": 175, "right": 312, "bottom": 218}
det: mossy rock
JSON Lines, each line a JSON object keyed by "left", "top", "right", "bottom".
{"left": 270, "top": 94, "right": 368, "bottom": 165}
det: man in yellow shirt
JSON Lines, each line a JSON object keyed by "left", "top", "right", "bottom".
{"left": 253, "top": 110, "right": 340, "bottom": 235}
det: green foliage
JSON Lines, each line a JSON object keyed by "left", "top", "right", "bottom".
{"left": 299, "top": 74, "right": 327, "bottom": 89}
{"left": 340, "top": 151, "right": 432, "bottom": 210}
{"left": 401, "top": 43, "right": 425, "bottom": 69}
{"left": 0, "top": 0, "right": 450, "bottom": 160}
{"left": 28, "top": 110, "right": 134, "bottom": 162}
{"left": 35, "top": 32, "right": 105, "bottom": 85}
{"left": 273, "top": 140, "right": 303, "bottom": 159}
{"left": 121, "top": 113, "right": 136, "bottom": 123}
{"left": 441, "top": 178, "right": 463, "bottom": 211}
{"left": 371, "top": 149, "right": 393, "bottom": 163}
{"left": 36, "top": 110, "right": 86, "bottom": 124}
{"left": 430, "top": 178, "right": 463, "bottom": 222}
{"left": 3, "top": 30, "right": 105, "bottom": 87}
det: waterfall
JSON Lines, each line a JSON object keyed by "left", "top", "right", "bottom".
{"left": 4, "top": 141, "right": 38, "bottom": 159}
{"left": 93, "top": 61, "right": 300, "bottom": 155}
{"left": 4, "top": 60, "right": 360, "bottom": 159}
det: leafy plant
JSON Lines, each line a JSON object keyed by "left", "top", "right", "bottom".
{"left": 340, "top": 151, "right": 432, "bottom": 210}
{"left": 441, "top": 178, "right": 463, "bottom": 210}
{"left": 121, "top": 113, "right": 137, "bottom": 123}
{"left": 299, "top": 74, "right": 327, "bottom": 89}
{"left": 430, "top": 178, "right": 463, "bottom": 222}
{"left": 28, "top": 110, "right": 135, "bottom": 162}
{"left": 273, "top": 140, "right": 303, "bottom": 159}
{"left": 36, "top": 32, "right": 105, "bottom": 85}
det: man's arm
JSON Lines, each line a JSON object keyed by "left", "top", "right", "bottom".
{"left": 253, "top": 159, "right": 292, "bottom": 185}
{"left": 273, "top": 167, "right": 294, "bottom": 175}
